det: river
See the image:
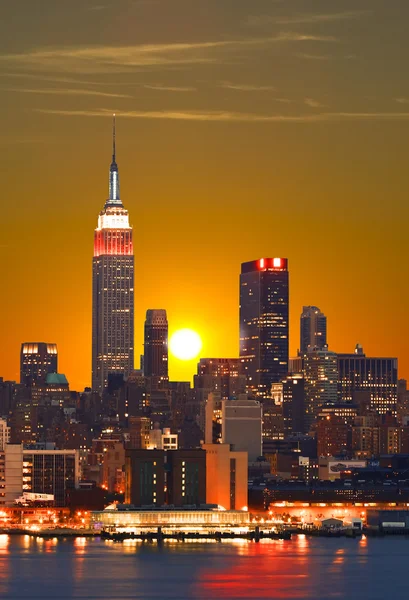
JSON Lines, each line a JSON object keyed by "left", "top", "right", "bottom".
{"left": 0, "top": 534, "right": 407, "bottom": 599}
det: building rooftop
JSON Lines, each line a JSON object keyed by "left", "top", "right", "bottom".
{"left": 46, "top": 373, "right": 68, "bottom": 386}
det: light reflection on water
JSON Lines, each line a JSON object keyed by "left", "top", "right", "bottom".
{"left": 0, "top": 535, "right": 407, "bottom": 599}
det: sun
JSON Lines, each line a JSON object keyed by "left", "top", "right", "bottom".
{"left": 169, "top": 329, "right": 202, "bottom": 361}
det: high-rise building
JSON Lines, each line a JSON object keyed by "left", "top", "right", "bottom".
{"left": 20, "top": 343, "right": 58, "bottom": 385}
{"left": 202, "top": 444, "right": 248, "bottom": 510}
{"left": 0, "top": 419, "right": 10, "bottom": 451}
{"left": 143, "top": 310, "right": 168, "bottom": 379}
{"left": 222, "top": 398, "right": 262, "bottom": 461}
{"left": 315, "top": 414, "right": 349, "bottom": 457}
{"left": 239, "top": 258, "right": 289, "bottom": 397}
{"left": 166, "top": 449, "right": 206, "bottom": 506}
{"left": 92, "top": 117, "right": 134, "bottom": 394}
{"left": 300, "top": 306, "right": 327, "bottom": 353}
{"left": 194, "top": 358, "right": 246, "bottom": 401}
{"left": 303, "top": 346, "right": 338, "bottom": 431}
{"left": 125, "top": 449, "right": 165, "bottom": 506}
{"left": 337, "top": 345, "right": 398, "bottom": 415}
{"left": 282, "top": 374, "right": 306, "bottom": 435}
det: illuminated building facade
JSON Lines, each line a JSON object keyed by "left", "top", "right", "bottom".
{"left": 0, "top": 419, "right": 10, "bottom": 451}
{"left": 282, "top": 374, "right": 306, "bottom": 435}
{"left": 143, "top": 310, "right": 168, "bottom": 379}
{"left": 1, "top": 445, "right": 79, "bottom": 507}
{"left": 20, "top": 343, "right": 58, "bottom": 385}
{"left": 300, "top": 306, "right": 327, "bottom": 353}
{"left": 125, "top": 449, "right": 206, "bottom": 507}
{"left": 337, "top": 346, "right": 398, "bottom": 415}
{"left": 303, "top": 346, "right": 338, "bottom": 431}
{"left": 91, "top": 506, "right": 250, "bottom": 530}
{"left": 92, "top": 117, "right": 134, "bottom": 393}
{"left": 194, "top": 358, "right": 246, "bottom": 400}
{"left": 315, "top": 414, "right": 349, "bottom": 457}
{"left": 166, "top": 449, "right": 206, "bottom": 507}
{"left": 239, "top": 258, "right": 289, "bottom": 397}
{"left": 202, "top": 444, "right": 248, "bottom": 510}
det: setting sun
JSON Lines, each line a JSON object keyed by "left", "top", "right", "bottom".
{"left": 169, "top": 329, "right": 203, "bottom": 361}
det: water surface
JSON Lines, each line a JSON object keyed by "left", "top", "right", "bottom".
{"left": 0, "top": 534, "right": 407, "bottom": 599}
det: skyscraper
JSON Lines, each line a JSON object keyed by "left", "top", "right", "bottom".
{"left": 92, "top": 117, "right": 134, "bottom": 394}
{"left": 239, "top": 258, "right": 289, "bottom": 397}
{"left": 143, "top": 309, "right": 168, "bottom": 379}
{"left": 303, "top": 346, "right": 338, "bottom": 430}
{"left": 20, "top": 343, "right": 58, "bottom": 385}
{"left": 300, "top": 306, "right": 327, "bottom": 353}
{"left": 337, "top": 345, "right": 398, "bottom": 415}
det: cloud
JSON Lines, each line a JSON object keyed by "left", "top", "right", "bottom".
{"left": 304, "top": 98, "right": 326, "bottom": 108}
{"left": 220, "top": 82, "right": 275, "bottom": 91}
{"left": 396, "top": 98, "right": 409, "bottom": 104}
{"left": 143, "top": 84, "right": 196, "bottom": 92}
{"left": 249, "top": 11, "right": 369, "bottom": 26}
{"left": 34, "top": 107, "right": 409, "bottom": 124}
{"left": 0, "top": 34, "right": 338, "bottom": 74}
{"left": 1, "top": 87, "right": 131, "bottom": 98}
{"left": 296, "top": 53, "right": 332, "bottom": 61}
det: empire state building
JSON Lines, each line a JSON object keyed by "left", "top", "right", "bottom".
{"left": 92, "top": 117, "right": 134, "bottom": 393}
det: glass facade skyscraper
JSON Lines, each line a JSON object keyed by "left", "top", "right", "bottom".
{"left": 92, "top": 118, "right": 134, "bottom": 394}
{"left": 300, "top": 306, "right": 327, "bottom": 353}
{"left": 20, "top": 343, "right": 58, "bottom": 385}
{"left": 143, "top": 309, "right": 168, "bottom": 379}
{"left": 338, "top": 345, "right": 398, "bottom": 415}
{"left": 239, "top": 258, "right": 289, "bottom": 398}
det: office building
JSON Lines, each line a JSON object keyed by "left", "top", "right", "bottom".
{"left": 1, "top": 445, "right": 79, "bottom": 507}
{"left": 262, "top": 387, "right": 285, "bottom": 440}
{"left": 125, "top": 449, "right": 206, "bottom": 507}
{"left": 31, "top": 373, "right": 70, "bottom": 406}
{"left": 128, "top": 416, "right": 151, "bottom": 449}
{"left": 22, "top": 449, "right": 79, "bottom": 507}
{"left": 202, "top": 444, "right": 248, "bottom": 510}
{"left": 222, "top": 398, "right": 262, "bottom": 461}
{"left": 143, "top": 310, "right": 168, "bottom": 379}
{"left": 303, "top": 346, "right": 338, "bottom": 430}
{"left": 125, "top": 449, "right": 165, "bottom": 506}
{"left": 282, "top": 374, "right": 306, "bottom": 435}
{"left": 0, "top": 419, "right": 10, "bottom": 451}
{"left": 239, "top": 258, "right": 289, "bottom": 397}
{"left": 315, "top": 414, "right": 349, "bottom": 457}
{"left": 20, "top": 343, "right": 58, "bottom": 385}
{"left": 92, "top": 117, "right": 134, "bottom": 394}
{"left": 194, "top": 358, "right": 246, "bottom": 401}
{"left": 300, "top": 306, "right": 327, "bottom": 353}
{"left": 337, "top": 345, "right": 398, "bottom": 415}
{"left": 166, "top": 449, "right": 206, "bottom": 506}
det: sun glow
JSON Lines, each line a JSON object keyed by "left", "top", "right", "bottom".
{"left": 170, "top": 329, "right": 202, "bottom": 361}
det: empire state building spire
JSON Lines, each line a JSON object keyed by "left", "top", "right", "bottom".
{"left": 92, "top": 117, "right": 134, "bottom": 394}
{"left": 108, "top": 114, "right": 121, "bottom": 205}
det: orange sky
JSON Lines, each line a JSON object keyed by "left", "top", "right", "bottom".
{"left": 1, "top": 0, "right": 408, "bottom": 390}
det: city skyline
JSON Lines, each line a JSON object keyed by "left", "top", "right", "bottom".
{"left": 1, "top": 0, "right": 408, "bottom": 390}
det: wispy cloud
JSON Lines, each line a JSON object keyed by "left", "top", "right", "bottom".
{"left": 248, "top": 11, "right": 369, "bottom": 27}
{"left": 1, "top": 87, "right": 131, "bottom": 98}
{"left": 0, "top": 34, "right": 338, "bottom": 74}
{"left": 304, "top": 98, "right": 326, "bottom": 108}
{"left": 396, "top": 98, "right": 409, "bottom": 104}
{"left": 34, "top": 107, "right": 409, "bottom": 124}
{"left": 143, "top": 84, "right": 196, "bottom": 92}
{"left": 220, "top": 82, "right": 275, "bottom": 91}
{"left": 296, "top": 53, "right": 332, "bottom": 61}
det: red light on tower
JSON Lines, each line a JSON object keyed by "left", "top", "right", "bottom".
{"left": 273, "top": 258, "right": 282, "bottom": 268}
{"left": 259, "top": 258, "right": 265, "bottom": 269}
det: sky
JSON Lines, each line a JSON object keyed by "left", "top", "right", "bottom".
{"left": 1, "top": 0, "right": 408, "bottom": 390}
